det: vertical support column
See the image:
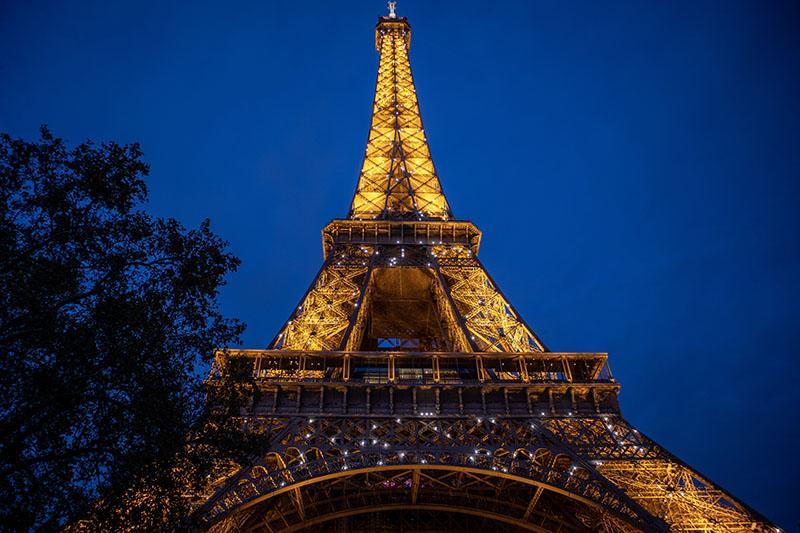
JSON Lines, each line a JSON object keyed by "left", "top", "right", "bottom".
{"left": 592, "top": 388, "right": 600, "bottom": 413}
{"left": 562, "top": 356, "right": 573, "bottom": 382}
{"left": 458, "top": 388, "right": 464, "bottom": 414}
{"left": 296, "top": 386, "right": 302, "bottom": 414}
{"left": 254, "top": 355, "right": 263, "bottom": 379}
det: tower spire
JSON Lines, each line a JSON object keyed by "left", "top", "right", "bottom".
{"left": 348, "top": 12, "right": 452, "bottom": 221}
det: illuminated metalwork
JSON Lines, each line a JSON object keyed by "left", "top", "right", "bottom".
{"left": 349, "top": 14, "right": 450, "bottom": 220}
{"left": 199, "top": 6, "right": 777, "bottom": 532}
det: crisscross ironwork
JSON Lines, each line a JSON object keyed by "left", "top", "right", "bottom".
{"left": 200, "top": 8, "right": 778, "bottom": 533}
{"left": 349, "top": 17, "right": 451, "bottom": 221}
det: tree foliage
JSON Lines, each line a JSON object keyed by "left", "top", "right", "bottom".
{"left": 0, "top": 127, "right": 262, "bottom": 530}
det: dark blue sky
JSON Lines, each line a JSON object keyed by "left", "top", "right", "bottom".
{"left": 2, "top": 0, "right": 798, "bottom": 527}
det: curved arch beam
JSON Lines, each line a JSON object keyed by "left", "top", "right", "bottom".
{"left": 278, "top": 503, "right": 553, "bottom": 533}
{"left": 235, "top": 464, "right": 602, "bottom": 514}
{"left": 199, "top": 416, "right": 666, "bottom": 531}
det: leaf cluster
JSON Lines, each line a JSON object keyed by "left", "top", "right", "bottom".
{"left": 0, "top": 127, "right": 264, "bottom": 530}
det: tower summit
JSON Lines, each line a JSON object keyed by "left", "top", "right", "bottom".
{"left": 199, "top": 7, "right": 777, "bottom": 532}
{"left": 350, "top": 7, "right": 450, "bottom": 220}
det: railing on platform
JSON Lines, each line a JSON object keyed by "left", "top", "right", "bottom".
{"left": 212, "top": 350, "right": 615, "bottom": 386}
{"left": 322, "top": 219, "right": 482, "bottom": 258}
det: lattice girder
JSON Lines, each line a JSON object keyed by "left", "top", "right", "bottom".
{"left": 433, "top": 245, "right": 546, "bottom": 353}
{"left": 197, "top": 416, "right": 665, "bottom": 531}
{"left": 272, "top": 242, "right": 546, "bottom": 354}
{"left": 543, "top": 416, "right": 775, "bottom": 532}
{"left": 218, "top": 470, "right": 639, "bottom": 533}
{"left": 205, "top": 7, "right": 779, "bottom": 533}
{"left": 350, "top": 17, "right": 451, "bottom": 220}
{"left": 271, "top": 245, "right": 373, "bottom": 351}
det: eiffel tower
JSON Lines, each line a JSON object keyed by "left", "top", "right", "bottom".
{"left": 199, "top": 7, "right": 776, "bottom": 532}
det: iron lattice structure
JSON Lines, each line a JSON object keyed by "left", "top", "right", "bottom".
{"left": 200, "top": 11, "right": 777, "bottom": 533}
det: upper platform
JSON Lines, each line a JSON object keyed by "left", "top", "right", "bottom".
{"left": 322, "top": 218, "right": 481, "bottom": 259}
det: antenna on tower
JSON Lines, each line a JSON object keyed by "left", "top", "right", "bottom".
{"left": 387, "top": 1, "right": 397, "bottom": 18}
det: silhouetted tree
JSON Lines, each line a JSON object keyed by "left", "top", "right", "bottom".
{"left": 0, "top": 127, "right": 263, "bottom": 530}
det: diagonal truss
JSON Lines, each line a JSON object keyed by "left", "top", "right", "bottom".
{"left": 201, "top": 8, "right": 779, "bottom": 533}
{"left": 270, "top": 246, "right": 373, "bottom": 351}
{"left": 349, "top": 17, "right": 451, "bottom": 221}
{"left": 198, "top": 416, "right": 665, "bottom": 532}
{"left": 543, "top": 416, "right": 773, "bottom": 531}
{"left": 270, "top": 243, "right": 545, "bottom": 354}
{"left": 433, "top": 245, "right": 546, "bottom": 352}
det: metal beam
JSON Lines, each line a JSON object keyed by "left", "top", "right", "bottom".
{"left": 276, "top": 504, "right": 552, "bottom": 533}
{"left": 523, "top": 486, "right": 544, "bottom": 521}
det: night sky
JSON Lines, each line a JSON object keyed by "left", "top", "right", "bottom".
{"left": 2, "top": 0, "right": 798, "bottom": 527}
